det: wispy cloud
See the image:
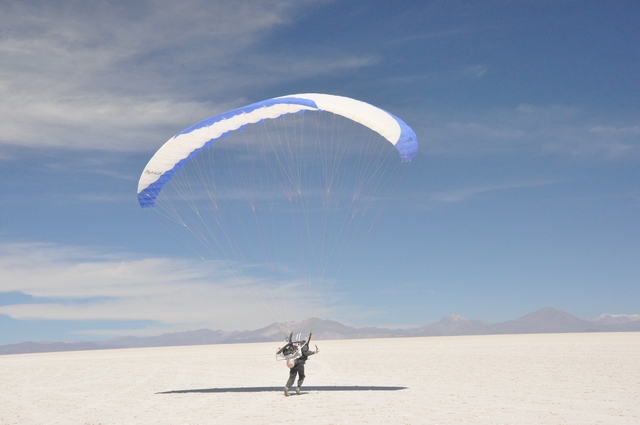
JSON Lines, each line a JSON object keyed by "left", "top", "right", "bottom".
{"left": 400, "top": 180, "right": 556, "bottom": 212}
{"left": 459, "top": 64, "right": 487, "bottom": 79}
{"left": 429, "top": 181, "right": 554, "bottom": 204}
{"left": 419, "top": 104, "right": 640, "bottom": 159}
{"left": 0, "top": 152, "right": 16, "bottom": 161}
{"left": 0, "top": 242, "right": 324, "bottom": 334}
{"left": 387, "top": 28, "right": 471, "bottom": 45}
{"left": 0, "top": 1, "right": 375, "bottom": 152}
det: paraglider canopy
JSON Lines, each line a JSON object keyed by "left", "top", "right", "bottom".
{"left": 138, "top": 93, "right": 417, "bottom": 208}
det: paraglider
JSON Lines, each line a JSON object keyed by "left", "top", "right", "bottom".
{"left": 137, "top": 93, "right": 417, "bottom": 363}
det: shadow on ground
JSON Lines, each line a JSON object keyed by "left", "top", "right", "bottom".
{"left": 158, "top": 386, "right": 406, "bottom": 394}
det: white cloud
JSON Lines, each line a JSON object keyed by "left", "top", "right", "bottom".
{"left": 400, "top": 180, "right": 556, "bottom": 212}
{"left": 0, "top": 1, "right": 375, "bottom": 152}
{"left": 460, "top": 64, "right": 487, "bottom": 79}
{"left": 428, "top": 181, "right": 555, "bottom": 204}
{"left": 420, "top": 104, "right": 640, "bottom": 159}
{"left": 0, "top": 242, "right": 326, "bottom": 333}
{"left": 0, "top": 91, "right": 216, "bottom": 151}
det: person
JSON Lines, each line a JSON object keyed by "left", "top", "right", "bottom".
{"left": 284, "top": 340, "right": 319, "bottom": 396}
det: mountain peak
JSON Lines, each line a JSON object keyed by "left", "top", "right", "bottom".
{"left": 589, "top": 313, "right": 640, "bottom": 325}
{"left": 443, "top": 314, "right": 467, "bottom": 322}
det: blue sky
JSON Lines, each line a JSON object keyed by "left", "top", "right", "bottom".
{"left": 0, "top": 1, "right": 638, "bottom": 345}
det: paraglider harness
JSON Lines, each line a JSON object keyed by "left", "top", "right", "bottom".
{"left": 276, "top": 332, "right": 312, "bottom": 365}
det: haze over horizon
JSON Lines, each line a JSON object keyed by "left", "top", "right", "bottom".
{"left": 1, "top": 1, "right": 639, "bottom": 346}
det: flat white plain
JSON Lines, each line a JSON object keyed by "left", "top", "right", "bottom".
{"left": 1, "top": 332, "right": 638, "bottom": 424}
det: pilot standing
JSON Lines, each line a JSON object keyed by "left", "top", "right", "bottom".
{"left": 284, "top": 341, "right": 319, "bottom": 396}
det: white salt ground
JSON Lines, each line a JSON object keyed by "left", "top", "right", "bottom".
{"left": 0, "top": 332, "right": 638, "bottom": 424}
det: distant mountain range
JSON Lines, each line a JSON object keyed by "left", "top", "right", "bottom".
{"left": 2, "top": 307, "right": 639, "bottom": 355}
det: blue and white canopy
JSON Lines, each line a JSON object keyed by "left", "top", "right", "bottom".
{"left": 137, "top": 93, "right": 418, "bottom": 208}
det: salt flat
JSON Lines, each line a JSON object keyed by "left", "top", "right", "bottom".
{"left": 0, "top": 332, "right": 638, "bottom": 425}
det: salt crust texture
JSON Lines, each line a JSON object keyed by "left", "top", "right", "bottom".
{"left": 0, "top": 332, "right": 638, "bottom": 424}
